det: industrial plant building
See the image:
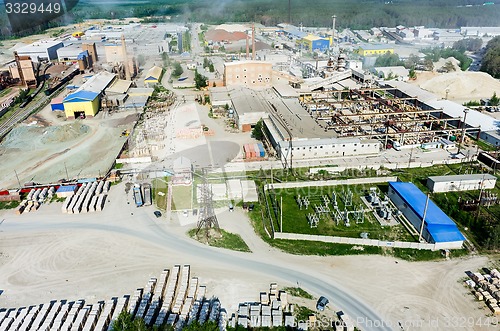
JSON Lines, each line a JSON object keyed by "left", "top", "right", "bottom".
{"left": 8, "top": 53, "right": 36, "bottom": 87}
{"left": 230, "top": 87, "right": 269, "bottom": 132}
{"left": 223, "top": 61, "right": 273, "bottom": 88}
{"left": 144, "top": 66, "right": 164, "bottom": 87}
{"left": 356, "top": 44, "right": 394, "bottom": 56}
{"left": 388, "top": 182, "right": 465, "bottom": 249}
{"left": 276, "top": 137, "right": 380, "bottom": 163}
{"left": 63, "top": 71, "right": 117, "bottom": 119}
{"left": 297, "top": 35, "right": 331, "bottom": 52}
{"left": 16, "top": 39, "right": 64, "bottom": 62}
{"left": 426, "top": 174, "right": 497, "bottom": 193}
{"left": 63, "top": 91, "right": 100, "bottom": 119}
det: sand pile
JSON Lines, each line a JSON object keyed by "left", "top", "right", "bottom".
{"left": 415, "top": 71, "right": 500, "bottom": 103}
{"left": 41, "top": 123, "right": 90, "bottom": 144}
{"left": 107, "top": 113, "right": 140, "bottom": 127}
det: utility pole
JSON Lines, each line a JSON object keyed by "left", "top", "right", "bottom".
{"left": 419, "top": 193, "right": 430, "bottom": 242}
{"left": 475, "top": 175, "right": 486, "bottom": 224}
{"left": 408, "top": 147, "right": 414, "bottom": 168}
{"left": 457, "top": 108, "right": 469, "bottom": 156}
{"left": 64, "top": 162, "right": 69, "bottom": 181}
{"left": 14, "top": 170, "right": 21, "bottom": 189}
{"left": 280, "top": 195, "right": 283, "bottom": 232}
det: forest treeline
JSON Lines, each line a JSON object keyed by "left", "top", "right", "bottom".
{"left": 1, "top": 0, "right": 500, "bottom": 39}
{"left": 480, "top": 36, "right": 500, "bottom": 78}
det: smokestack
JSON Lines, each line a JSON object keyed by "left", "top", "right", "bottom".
{"left": 121, "top": 34, "right": 131, "bottom": 81}
{"left": 252, "top": 24, "right": 256, "bottom": 60}
{"left": 332, "top": 15, "right": 337, "bottom": 46}
{"left": 246, "top": 34, "right": 249, "bottom": 59}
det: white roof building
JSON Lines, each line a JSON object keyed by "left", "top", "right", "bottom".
{"left": 16, "top": 39, "right": 64, "bottom": 62}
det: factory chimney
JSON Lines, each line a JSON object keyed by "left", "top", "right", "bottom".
{"left": 246, "top": 33, "right": 249, "bottom": 59}
{"left": 121, "top": 34, "right": 131, "bottom": 81}
{"left": 252, "top": 23, "right": 256, "bottom": 60}
{"left": 332, "top": 15, "right": 337, "bottom": 46}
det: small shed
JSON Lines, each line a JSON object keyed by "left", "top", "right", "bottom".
{"left": 51, "top": 97, "right": 65, "bottom": 111}
{"left": 56, "top": 185, "right": 77, "bottom": 198}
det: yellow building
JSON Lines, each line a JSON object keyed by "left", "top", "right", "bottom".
{"left": 72, "top": 31, "right": 85, "bottom": 38}
{"left": 144, "top": 66, "right": 163, "bottom": 87}
{"left": 357, "top": 44, "right": 394, "bottom": 56}
{"left": 63, "top": 91, "right": 100, "bottom": 119}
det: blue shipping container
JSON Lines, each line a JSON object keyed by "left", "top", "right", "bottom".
{"left": 258, "top": 143, "right": 265, "bottom": 157}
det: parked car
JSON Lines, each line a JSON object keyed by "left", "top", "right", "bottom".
{"left": 153, "top": 210, "right": 162, "bottom": 218}
{"left": 316, "top": 296, "right": 329, "bottom": 311}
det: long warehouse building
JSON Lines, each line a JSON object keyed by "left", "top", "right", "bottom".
{"left": 388, "top": 182, "right": 465, "bottom": 249}
{"left": 426, "top": 174, "right": 497, "bottom": 193}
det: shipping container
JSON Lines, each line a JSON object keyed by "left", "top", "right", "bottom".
{"left": 258, "top": 143, "right": 265, "bottom": 157}
{"left": 133, "top": 186, "right": 143, "bottom": 207}
{"left": 142, "top": 183, "right": 152, "bottom": 206}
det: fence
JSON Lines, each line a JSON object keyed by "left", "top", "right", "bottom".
{"left": 273, "top": 232, "right": 453, "bottom": 250}
{"left": 264, "top": 176, "right": 398, "bottom": 190}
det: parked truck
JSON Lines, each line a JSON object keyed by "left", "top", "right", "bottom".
{"left": 133, "top": 185, "right": 143, "bottom": 207}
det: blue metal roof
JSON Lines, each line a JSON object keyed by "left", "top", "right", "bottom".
{"left": 77, "top": 50, "right": 89, "bottom": 60}
{"left": 389, "top": 182, "right": 465, "bottom": 243}
{"left": 56, "top": 185, "right": 77, "bottom": 193}
{"left": 63, "top": 91, "right": 99, "bottom": 103}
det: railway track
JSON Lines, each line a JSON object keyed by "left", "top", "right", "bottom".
{"left": 0, "top": 93, "right": 50, "bottom": 141}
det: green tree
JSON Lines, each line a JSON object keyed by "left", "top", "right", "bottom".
{"left": 404, "top": 54, "right": 420, "bottom": 69}
{"left": 491, "top": 92, "right": 499, "bottom": 107}
{"left": 374, "top": 52, "right": 404, "bottom": 67}
{"left": 161, "top": 52, "right": 170, "bottom": 67}
{"left": 208, "top": 62, "right": 215, "bottom": 73}
{"left": 194, "top": 70, "right": 208, "bottom": 89}
{"left": 203, "top": 57, "right": 210, "bottom": 68}
{"left": 453, "top": 38, "right": 482, "bottom": 52}
{"left": 172, "top": 62, "right": 183, "bottom": 77}
{"left": 480, "top": 36, "right": 500, "bottom": 78}
{"left": 251, "top": 119, "right": 264, "bottom": 141}
{"left": 424, "top": 57, "right": 434, "bottom": 71}
{"left": 409, "top": 67, "right": 417, "bottom": 79}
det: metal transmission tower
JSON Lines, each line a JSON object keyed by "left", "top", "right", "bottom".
{"left": 196, "top": 169, "right": 220, "bottom": 237}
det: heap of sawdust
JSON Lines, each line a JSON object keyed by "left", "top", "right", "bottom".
{"left": 434, "top": 57, "right": 461, "bottom": 72}
{"left": 411, "top": 71, "right": 500, "bottom": 103}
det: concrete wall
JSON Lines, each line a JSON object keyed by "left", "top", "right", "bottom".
{"left": 264, "top": 176, "right": 398, "bottom": 190}
{"left": 273, "top": 232, "right": 450, "bottom": 250}
{"left": 116, "top": 157, "right": 152, "bottom": 164}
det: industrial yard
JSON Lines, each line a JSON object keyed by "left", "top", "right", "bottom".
{"left": 0, "top": 4, "right": 499, "bottom": 330}
{"left": 0, "top": 105, "right": 137, "bottom": 189}
{"left": 0, "top": 184, "right": 495, "bottom": 330}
